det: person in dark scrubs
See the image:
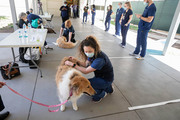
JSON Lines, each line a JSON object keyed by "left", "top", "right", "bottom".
{"left": 60, "top": 1, "right": 70, "bottom": 23}
{"left": 120, "top": 2, "right": 133, "bottom": 48}
{"left": 65, "top": 36, "right": 114, "bottom": 102}
{"left": 114, "top": 2, "right": 124, "bottom": 38}
{"left": 18, "top": 12, "right": 28, "bottom": 63}
{"left": 59, "top": 19, "right": 76, "bottom": 43}
{"left": 105, "top": 5, "right": 113, "bottom": 31}
{"left": 91, "top": 4, "right": 96, "bottom": 25}
{"left": 129, "top": 0, "right": 156, "bottom": 60}
{"left": 0, "top": 82, "right": 10, "bottom": 120}
{"left": 82, "top": 4, "right": 89, "bottom": 24}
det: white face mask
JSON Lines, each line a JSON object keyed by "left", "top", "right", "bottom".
{"left": 64, "top": 4, "right": 67, "bottom": 6}
{"left": 143, "top": 1, "right": 148, "bottom": 6}
{"left": 85, "top": 52, "right": 94, "bottom": 58}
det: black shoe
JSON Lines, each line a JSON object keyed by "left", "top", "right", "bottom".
{"left": 0, "top": 111, "right": 10, "bottom": 120}
{"left": 19, "top": 58, "right": 28, "bottom": 63}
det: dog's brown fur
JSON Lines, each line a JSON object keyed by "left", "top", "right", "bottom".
{"left": 56, "top": 36, "right": 77, "bottom": 49}
{"left": 56, "top": 57, "right": 96, "bottom": 97}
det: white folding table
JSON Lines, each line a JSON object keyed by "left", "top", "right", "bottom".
{"left": 39, "top": 14, "right": 51, "bottom": 20}
{"left": 0, "top": 28, "right": 48, "bottom": 78}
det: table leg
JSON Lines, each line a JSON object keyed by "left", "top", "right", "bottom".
{"left": 11, "top": 47, "right": 16, "bottom": 62}
{"left": 29, "top": 47, "right": 43, "bottom": 77}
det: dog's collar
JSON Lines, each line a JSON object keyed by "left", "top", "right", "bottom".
{"left": 67, "top": 88, "right": 73, "bottom": 100}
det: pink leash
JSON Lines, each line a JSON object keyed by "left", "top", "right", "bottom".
{"left": 5, "top": 83, "right": 72, "bottom": 112}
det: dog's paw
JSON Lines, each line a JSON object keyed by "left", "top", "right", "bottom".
{"left": 73, "top": 105, "right": 78, "bottom": 111}
{"left": 61, "top": 105, "right": 65, "bottom": 112}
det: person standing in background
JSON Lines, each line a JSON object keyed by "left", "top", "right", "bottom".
{"left": 60, "top": 1, "right": 70, "bottom": 23}
{"left": 82, "top": 4, "right": 89, "bottom": 24}
{"left": 38, "top": 0, "right": 43, "bottom": 15}
{"left": 120, "top": 2, "right": 133, "bottom": 48}
{"left": 73, "top": 4, "right": 77, "bottom": 18}
{"left": 91, "top": 4, "right": 96, "bottom": 25}
{"left": 105, "top": 5, "right": 113, "bottom": 32}
{"left": 129, "top": 0, "right": 156, "bottom": 60}
{"left": 114, "top": 2, "right": 124, "bottom": 38}
{"left": 77, "top": 5, "right": 79, "bottom": 18}
{"left": 0, "top": 82, "right": 10, "bottom": 120}
{"left": 29, "top": 8, "right": 33, "bottom": 14}
{"left": 70, "top": 4, "right": 73, "bottom": 18}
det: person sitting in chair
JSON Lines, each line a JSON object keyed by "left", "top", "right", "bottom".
{"left": 59, "top": 19, "right": 76, "bottom": 43}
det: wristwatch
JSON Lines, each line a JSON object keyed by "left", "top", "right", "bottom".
{"left": 72, "top": 64, "right": 76, "bottom": 68}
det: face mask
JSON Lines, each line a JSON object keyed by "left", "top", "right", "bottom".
{"left": 85, "top": 52, "right": 94, "bottom": 58}
{"left": 124, "top": 7, "right": 127, "bottom": 10}
{"left": 143, "top": 2, "right": 148, "bottom": 6}
{"left": 24, "top": 19, "right": 27, "bottom": 22}
{"left": 64, "top": 4, "right": 67, "bottom": 6}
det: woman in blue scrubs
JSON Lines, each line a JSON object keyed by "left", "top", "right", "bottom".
{"left": 129, "top": 0, "right": 156, "bottom": 60}
{"left": 105, "top": 5, "right": 113, "bottom": 31}
{"left": 120, "top": 2, "right": 133, "bottom": 48}
{"left": 65, "top": 36, "right": 114, "bottom": 102}
{"left": 91, "top": 4, "right": 96, "bottom": 25}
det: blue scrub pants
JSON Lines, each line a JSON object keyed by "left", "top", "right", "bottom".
{"left": 83, "top": 12, "right": 88, "bottom": 23}
{"left": 92, "top": 14, "right": 95, "bottom": 25}
{"left": 105, "top": 18, "right": 111, "bottom": 31}
{"left": 121, "top": 24, "right": 130, "bottom": 46}
{"left": 134, "top": 29, "right": 149, "bottom": 57}
{"left": 89, "top": 77, "right": 113, "bottom": 101}
{"left": 115, "top": 19, "right": 121, "bottom": 36}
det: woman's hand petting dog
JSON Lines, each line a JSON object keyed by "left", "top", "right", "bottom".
{"left": 65, "top": 60, "right": 74, "bottom": 67}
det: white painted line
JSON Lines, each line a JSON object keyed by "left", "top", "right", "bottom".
{"left": 128, "top": 99, "right": 180, "bottom": 110}
{"left": 109, "top": 57, "right": 134, "bottom": 59}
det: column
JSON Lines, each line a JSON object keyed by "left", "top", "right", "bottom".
{"left": 163, "top": 0, "right": 180, "bottom": 55}
{"left": 9, "top": 0, "right": 18, "bottom": 31}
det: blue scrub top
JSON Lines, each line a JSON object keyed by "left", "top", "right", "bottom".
{"left": 121, "top": 9, "right": 133, "bottom": 26}
{"left": 106, "top": 10, "right": 113, "bottom": 20}
{"left": 27, "top": 14, "right": 41, "bottom": 24}
{"left": 138, "top": 3, "right": 156, "bottom": 31}
{"left": 88, "top": 51, "right": 114, "bottom": 82}
{"left": 91, "top": 8, "right": 96, "bottom": 15}
{"left": 116, "top": 8, "right": 124, "bottom": 21}
{"left": 61, "top": 23, "right": 75, "bottom": 35}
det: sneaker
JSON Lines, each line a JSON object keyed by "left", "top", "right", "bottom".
{"left": 136, "top": 56, "right": 144, "bottom": 60}
{"left": 92, "top": 92, "right": 107, "bottom": 103}
{"left": 129, "top": 52, "right": 138, "bottom": 56}
{"left": 113, "top": 34, "right": 117, "bottom": 37}
{"left": 0, "top": 111, "right": 10, "bottom": 120}
{"left": 116, "top": 35, "right": 121, "bottom": 39}
{"left": 120, "top": 44, "right": 125, "bottom": 48}
{"left": 108, "top": 85, "right": 115, "bottom": 94}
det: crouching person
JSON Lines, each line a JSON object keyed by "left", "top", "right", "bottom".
{"left": 59, "top": 19, "right": 76, "bottom": 43}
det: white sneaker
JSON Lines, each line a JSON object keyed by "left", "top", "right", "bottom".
{"left": 136, "top": 56, "right": 144, "bottom": 60}
{"left": 113, "top": 34, "right": 117, "bottom": 37}
{"left": 92, "top": 92, "right": 107, "bottom": 103}
{"left": 120, "top": 44, "right": 125, "bottom": 48}
{"left": 129, "top": 52, "right": 138, "bottom": 56}
{"left": 116, "top": 36, "right": 121, "bottom": 39}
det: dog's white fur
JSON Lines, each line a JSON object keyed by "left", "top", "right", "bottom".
{"left": 57, "top": 69, "right": 82, "bottom": 111}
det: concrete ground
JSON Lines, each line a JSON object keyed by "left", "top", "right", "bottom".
{"left": 0, "top": 17, "right": 180, "bottom": 120}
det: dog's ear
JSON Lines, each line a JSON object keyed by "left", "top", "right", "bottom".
{"left": 72, "top": 82, "right": 79, "bottom": 91}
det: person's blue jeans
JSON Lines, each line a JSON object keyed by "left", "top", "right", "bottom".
{"left": 121, "top": 24, "right": 130, "bottom": 46}
{"left": 115, "top": 19, "right": 121, "bottom": 36}
{"left": 105, "top": 18, "right": 111, "bottom": 31}
{"left": 92, "top": 14, "right": 95, "bottom": 25}
{"left": 134, "top": 29, "right": 149, "bottom": 57}
{"left": 89, "top": 77, "right": 113, "bottom": 101}
{"left": 83, "top": 12, "right": 88, "bottom": 23}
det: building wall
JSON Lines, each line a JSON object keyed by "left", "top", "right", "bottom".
{"left": 112, "top": 0, "right": 180, "bottom": 33}
{"left": 41, "top": 0, "right": 64, "bottom": 16}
